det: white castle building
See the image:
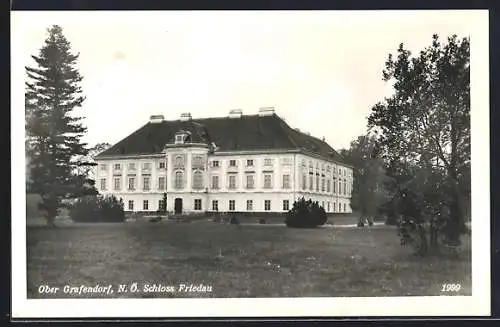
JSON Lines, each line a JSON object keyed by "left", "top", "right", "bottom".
{"left": 94, "top": 108, "right": 353, "bottom": 214}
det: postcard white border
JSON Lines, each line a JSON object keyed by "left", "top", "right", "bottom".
{"left": 11, "top": 10, "right": 490, "bottom": 318}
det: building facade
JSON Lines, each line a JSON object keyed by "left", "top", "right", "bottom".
{"left": 94, "top": 108, "right": 353, "bottom": 214}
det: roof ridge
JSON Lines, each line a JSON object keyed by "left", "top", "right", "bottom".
{"left": 273, "top": 115, "right": 301, "bottom": 150}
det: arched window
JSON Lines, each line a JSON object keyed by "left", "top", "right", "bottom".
{"left": 175, "top": 171, "right": 184, "bottom": 189}
{"left": 192, "top": 170, "right": 204, "bottom": 189}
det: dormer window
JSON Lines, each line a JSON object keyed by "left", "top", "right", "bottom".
{"left": 174, "top": 130, "right": 191, "bottom": 144}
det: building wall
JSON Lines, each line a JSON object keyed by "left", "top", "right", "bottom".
{"left": 95, "top": 150, "right": 354, "bottom": 214}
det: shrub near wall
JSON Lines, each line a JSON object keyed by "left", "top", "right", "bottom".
{"left": 285, "top": 198, "right": 327, "bottom": 228}
{"left": 69, "top": 195, "right": 125, "bottom": 223}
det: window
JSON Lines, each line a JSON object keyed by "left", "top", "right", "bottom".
{"left": 229, "top": 160, "right": 237, "bottom": 167}
{"left": 128, "top": 163, "right": 135, "bottom": 171}
{"left": 211, "top": 175, "right": 219, "bottom": 189}
{"left": 175, "top": 156, "right": 183, "bottom": 167}
{"left": 143, "top": 176, "right": 150, "bottom": 191}
{"left": 159, "top": 162, "right": 166, "bottom": 169}
{"left": 113, "top": 177, "right": 121, "bottom": 190}
{"left": 114, "top": 163, "right": 121, "bottom": 170}
{"left": 128, "top": 177, "right": 135, "bottom": 190}
{"left": 333, "top": 178, "right": 337, "bottom": 193}
{"left": 212, "top": 160, "right": 219, "bottom": 167}
{"left": 283, "top": 200, "right": 289, "bottom": 211}
{"left": 192, "top": 171, "right": 204, "bottom": 189}
{"left": 175, "top": 134, "right": 184, "bottom": 144}
{"left": 143, "top": 200, "right": 149, "bottom": 210}
{"left": 282, "top": 174, "right": 290, "bottom": 189}
{"left": 339, "top": 180, "right": 342, "bottom": 194}
{"left": 100, "top": 178, "right": 106, "bottom": 191}
{"left": 264, "top": 158, "right": 273, "bottom": 166}
{"left": 158, "top": 177, "right": 166, "bottom": 190}
{"left": 157, "top": 200, "right": 163, "bottom": 211}
{"left": 246, "top": 159, "right": 254, "bottom": 166}
{"left": 192, "top": 155, "right": 204, "bottom": 167}
{"left": 327, "top": 180, "right": 331, "bottom": 192}
{"left": 246, "top": 175, "right": 254, "bottom": 189}
{"left": 228, "top": 175, "right": 237, "bottom": 189}
{"left": 327, "top": 202, "right": 330, "bottom": 212}
{"left": 321, "top": 178, "right": 325, "bottom": 191}
{"left": 128, "top": 200, "right": 134, "bottom": 210}
{"left": 142, "top": 163, "right": 152, "bottom": 171}
{"left": 264, "top": 200, "right": 271, "bottom": 211}
{"left": 333, "top": 202, "right": 336, "bottom": 212}
{"left": 229, "top": 200, "right": 235, "bottom": 211}
{"left": 212, "top": 200, "right": 219, "bottom": 211}
{"left": 344, "top": 203, "right": 346, "bottom": 212}
{"left": 264, "top": 174, "right": 272, "bottom": 189}
{"left": 302, "top": 173, "right": 307, "bottom": 190}
{"left": 343, "top": 179, "right": 347, "bottom": 195}
{"left": 316, "top": 175, "right": 319, "bottom": 191}
{"left": 100, "top": 164, "right": 107, "bottom": 171}
{"left": 309, "top": 175, "right": 313, "bottom": 190}
{"left": 175, "top": 171, "right": 184, "bottom": 189}
{"left": 246, "top": 200, "right": 253, "bottom": 211}
{"left": 322, "top": 201, "right": 325, "bottom": 208}
{"left": 194, "top": 199, "right": 202, "bottom": 210}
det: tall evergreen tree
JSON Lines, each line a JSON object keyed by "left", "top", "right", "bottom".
{"left": 25, "top": 25, "right": 88, "bottom": 227}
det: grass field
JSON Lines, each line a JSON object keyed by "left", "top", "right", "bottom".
{"left": 26, "top": 220, "right": 471, "bottom": 298}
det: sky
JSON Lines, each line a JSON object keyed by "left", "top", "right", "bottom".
{"left": 12, "top": 10, "right": 479, "bottom": 150}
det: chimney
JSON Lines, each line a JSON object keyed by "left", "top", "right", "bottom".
{"left": 149, "top": 114, "right": 164, "bottom": 123}
{"left": 228, "top": 109, "right": 243, "bottom": 118}
{"left": 180, "top": 112, "right": 192, "bottom": 121}
{"left": 294, "top": 128, "right": 300, "bottom": 132}
{"left": 258, "top": 106, "right": 275, "bottom": 116}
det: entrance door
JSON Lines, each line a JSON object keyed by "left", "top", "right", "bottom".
{"left": 174, "top": 198, "right": 183, "bottom": 214}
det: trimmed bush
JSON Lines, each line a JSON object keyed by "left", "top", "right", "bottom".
{"left": 285, "top": 198, "right": 327, "bottom": 228}
{"left": 69, "top": 195, "right": 125, "bottom": 223}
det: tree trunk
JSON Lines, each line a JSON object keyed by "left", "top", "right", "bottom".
{"left": 446, "top": 176, "right": 463, "bottom": 246}
{"left": 45, "top": 214, "right": 57, "bottom": 227}
{"left": 418, "top": 224, "right": 428, "bottom": 256}
{"left": 429, "top": 218, "right": 438, "bottom": 250}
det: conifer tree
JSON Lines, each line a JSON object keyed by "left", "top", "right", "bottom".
{"left": 25, "top": 25, "right": 88, "bottom": 227}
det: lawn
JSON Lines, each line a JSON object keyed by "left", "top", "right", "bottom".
{"left": 26, "top": 220, "right": 471, "bottom": 298}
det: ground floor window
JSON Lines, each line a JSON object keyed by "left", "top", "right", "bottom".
{"left": 344, "top": 203, "right": 346, "bottom": 212}
{"left": 264, "top": 200, "right": 271, "bottom": 211}
{"left": 194, "top": 199, "right": 202, "bottom": 210}
{"left": 229, "top": 200, "right": 235, "bottom": 211}
{"left": 158, "top": 199, "right": 166, "bottom": 212}
{"left": 212, "top": 200, "right": 219, "bottom": 211}
{"left": 327, "top": 202, "right": 330, "bottom": 212}
{"left": 246, "top": 200, "right": 253, "bottom": 211}
{"left": 282, "top": 200, "right": 289, "bottom": 211}
{"left": 143, "top": 200, "right": 149, "bottom": 211}
{"left": 322, "top": 201, "right": 325, "bottom": 209}
{"left": 333, "top": 202, "right": 336, "bottom": 212}
{"left": 128, "top": 200, "right": 134, "bottom": 210}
